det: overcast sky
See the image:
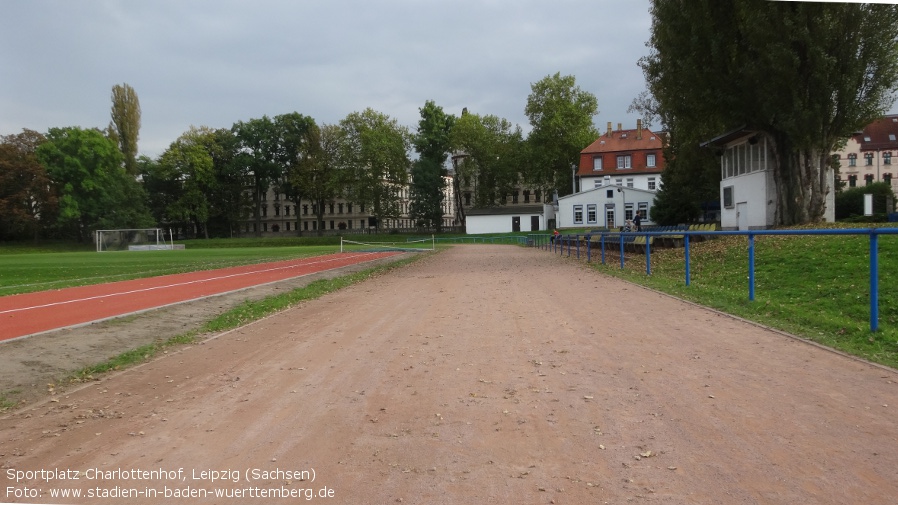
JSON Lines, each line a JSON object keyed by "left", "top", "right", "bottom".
{"left": 0, "top": 0, "right": 658, "bottom": 158}
{"left": 4, "top": 1, "right": 896, "bottom": 160}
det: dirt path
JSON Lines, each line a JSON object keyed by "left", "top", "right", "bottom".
{"left": 1, "top": 245, "right": 897, "bottom": 504}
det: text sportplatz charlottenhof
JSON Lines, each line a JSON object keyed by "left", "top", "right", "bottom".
{"left": 5, "top": 466, "right": 336, "bottom": 501}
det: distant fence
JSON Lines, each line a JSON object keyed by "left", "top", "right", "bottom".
{"left": 532, "top": 228, "right": 898, "bottom": 333}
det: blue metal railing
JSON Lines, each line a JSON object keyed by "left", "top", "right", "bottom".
{"left": 534, "top": 228, "right": 898, "bottom": 332}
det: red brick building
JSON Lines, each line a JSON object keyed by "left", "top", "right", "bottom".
{"left": 576, "top": 120, "right": 666, "bottom": 192}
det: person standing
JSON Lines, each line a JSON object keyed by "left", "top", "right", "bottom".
{"left": 633, "top": 213, "right": 642, "bottom": 232}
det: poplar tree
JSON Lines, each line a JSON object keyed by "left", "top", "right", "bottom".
{"left": 109, "top": 83, "right": 142, "bottom": 176}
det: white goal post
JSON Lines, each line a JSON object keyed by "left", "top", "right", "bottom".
{"left": 95, "top": 228, "right": 175, "bottom": 252}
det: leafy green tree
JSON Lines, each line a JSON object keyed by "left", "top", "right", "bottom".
{"left": 37, "top": 127, "right": 152, "bottom": 241}
{"left": 408, "top": 158, "right": 446, "bottom": 229}
{"left": 272, "top": 113, "right": 319, "bottom": 235}
{"left": 413, "top": 100, "right": 456, "bottom": 167}
{"left": 288, "top": 123, "right": 343, "bottom": 236}
{"left": 109, "top": 83, "right": 141, "bottom": 175}
{"left": 450, "top": 112, "right": 524, "bottom": 209}
{"left": 339, "top": 108, "right": 411, "bottom": 230}
{"left": 412, "top": 101, "right": 455, "bottom": 231}
{"left": 525, "top": 72, "right": 599, "bottom": 197}
{"left": 157, "top": 127, "right": 218, "bottom": 238}
{"left": 0, "top": 129, "right": 56, "bottom": 241}
{"left": 232, "top": 116, "right": 280, "bottom": 237}
{"left": 641, "top": 1, "right": 898, "bottom": 225}
{"left": 205, "top": 128, "right": 250, "bottom": 238}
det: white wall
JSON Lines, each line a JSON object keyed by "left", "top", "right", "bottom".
{"left": 557, "top": 186, "right": 656, "bottom": 229}
{"left": 721, "top": 170, "right": 776, "bottom": 230}
{"left": 466, "top": 213, "right": 542, "bottom": 234}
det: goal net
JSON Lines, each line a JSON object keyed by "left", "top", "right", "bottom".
{"left": 95, "top": 228, "right": 170, "bottom": 252}
{"left": 340, "top": 236, "right": 435, "bottom": 253}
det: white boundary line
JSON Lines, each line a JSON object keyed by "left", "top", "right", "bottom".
{"left": 0, "top": 252, "right": 382, "bottom": 316}
{"left": 0, "top": 252, "right": 404, "bottom": 344}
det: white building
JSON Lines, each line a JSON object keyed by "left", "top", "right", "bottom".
{"left": 705, "top": 128, "right": 834, "bottom": 230}
{"left": 556, "top": 177, "right": 656, "bottom": 229}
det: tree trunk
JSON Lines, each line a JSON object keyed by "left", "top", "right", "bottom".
{"left": 770, "top": 134, "right": 829, "bottom": 226}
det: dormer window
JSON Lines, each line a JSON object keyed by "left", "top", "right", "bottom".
{"left": 616, "top": 155, "right": 632, "bottom": 169}
{"left": 593, "top": 156, "right": 603, "bottom": 171}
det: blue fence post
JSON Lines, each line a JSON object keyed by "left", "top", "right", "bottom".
{"left": 871, "top": 231, "right": 879, "bottom": 332}
{"left": 586, "top": 234, "right": 592, "bottom": 263}
{"left": 619, "top": 235, "right": 625, "bottom": 269}
{"left": 684, "top": 234, "right": 691, "bottom": 286}
{"left": 567, "top": 236, "right": 572, "bottom": 257}
{"left": 748, "top": 233, "right": 755, "bottom": 301}
{"left": 645, "top": 233, "right": 652, "bottom": 275}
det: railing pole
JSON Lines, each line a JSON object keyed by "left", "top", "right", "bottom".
{"left": 645, "top": 234, "right": 651, "bottom": 275}
{"left": 684, "top": 234, "right": 691, "bottom": 286}
{"left": 619, "top": 236, "right": 625, "bottom": 269}
{"left": 871, "top": 231, "right": 879, "bottom": 332}
{"left": 587, "top": 234, "right": 591, "bottom": 263}
{"left": 748, "top": 233, "right": 755, "bottom": 301}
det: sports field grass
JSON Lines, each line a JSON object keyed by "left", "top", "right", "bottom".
{"left": 591, "top": 228, "right": 898, "bottom": 369}
{"left": 0, "top": 246, "right": 338, "bottom": 296}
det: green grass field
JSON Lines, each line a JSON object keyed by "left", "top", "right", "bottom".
{"left": 2, "top": 228, "right": 897, "bottom": 370}
{"left": 588, "top": 229, "right": 898, "bottom": 369}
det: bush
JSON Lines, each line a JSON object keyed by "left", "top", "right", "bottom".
{"left": 835, "top": 182, "right": 895, "bottom": 220}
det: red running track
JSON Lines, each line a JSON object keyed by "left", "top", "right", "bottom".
{"left": 0, "top": 251, "right": 401, "bottom": 342}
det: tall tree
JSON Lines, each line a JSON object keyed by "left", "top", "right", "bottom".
{"left": 412, "top": 101, "right": 455, "bottom": 232}
{"left": 413, "top": 100, "right": 456, "bottom": 167}
{"left": 339, "top": 108, "right": 411, "bottom": 230}
{"left": 37, "top": 127, "right": 152, "bottom": 241}
{"left": 408, "top": 158, "right": 446, "bottom": 229}
{"left": 272, "top": 113, "right": 318, "bottom": 235}
{"left": 641, "top": 1, "right": 898, "bottom": 225}
{"left": 109, "top": 83, "right": 142, "bottom": 175}
{"left": 232, "top": 116, "right": 280, "bottom": 237}
{"left": 157, "top": 127, "right": 218, "bottom": 238}
{"left": 450, "top": 112, "right": 524, "bottom": 208}
{"left": 524, "top": 72, "right": 599, "bottom": 197}
{"left": 288, "top": 123, "right": 342, "bottom": 236}
{"left": 0, "top": 129, "right": 56, "bottom": 241}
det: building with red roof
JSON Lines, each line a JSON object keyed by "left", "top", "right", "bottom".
{"left": 834, "top": 114, "right": 898, "bottom": 191}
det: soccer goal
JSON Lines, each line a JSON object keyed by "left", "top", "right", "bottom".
{"left": 95, "top": 228, "right": 174, "bottom": 252}
{"left": 340, "top": 235, "right": 435, "bottom": 253}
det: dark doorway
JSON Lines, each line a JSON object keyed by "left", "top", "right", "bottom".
{"left": 512, "top": 216, "right": 521, "bottom": 232}
{"left": 530, "top": 216, "right": 540, "bottom": 231}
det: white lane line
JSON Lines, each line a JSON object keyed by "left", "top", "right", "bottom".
{"left": 0, "top": 252, "right": 384, "bottom": 315}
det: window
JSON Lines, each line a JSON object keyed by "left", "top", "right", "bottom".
{"left": 617, "top": 155, "right": 632, "bottom": 169}
{"left": 723, "top": 186, "right": 734, "bottom": 208}
{"left": 587, "top": 204, "right": 597, "bottom": 224}
{"left": 535, "top": 190, "right": 541, "bottom": 203}
{"left": 339, "top": 203, "right": 344, "bottom": 214}
{"left": 648, "top": 177, "right": 656, "bottom": 191}
{"left": 885, "top": 173, "right": 893, "bottom": 184}
{"left": 849, "top": 174, "right": 857, "bottom": 187}
{"left": 594, "top": 179, "right": 602, "bottom": 188}
{"left": 891, "top": 134, "right": 897, "bottom": 141}
{"left": 625, "top": 203, "right": 634, "bottom": 220}
{"left": 593, "top": 156, "right": 603, "bottom": 171}
{"left": 573, "top": 205, "right": 584, "bottom": 224}
{"left": 285, "top": 206, "right": 290, "bottom": 217}
{"left": 865, "top": 153, "right": 874, "bottom": 166}
{"left": 637, "top": 202, "right": 648, "bottom": 219}
{"left": 626, "top": 178, "right": 634, "bottom": 188}
{"left": 885, "top": 153, "right": 892, "bottom": 165}
{"left": 865, "top": 174, "right": 874, "bottom": 186}
{"left": 646, "top": 154, "right": 656, "bottom": 168}
{"left": 524, "top": 190, "right": 530, "bottom": 203}
{"left": 615, "top": 178, "right": 623, "bottom": 186}
{"left": 606, "top": 189, "right": 614, "bottom": 198}
{"left": 848, "top": 154, "right": 857, "bottom": 167}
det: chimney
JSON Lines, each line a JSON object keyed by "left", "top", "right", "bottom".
{"left": 617, "top": 123, "right": 622, "bottom": 133}
{"left": 636, "top": 119, "right": 643, "bottom": 140}
{"left": 606, "top": 122, "right": 612, "bottom": 137}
